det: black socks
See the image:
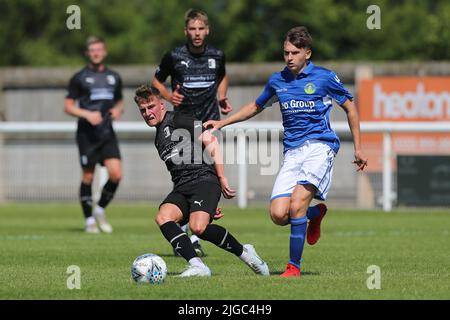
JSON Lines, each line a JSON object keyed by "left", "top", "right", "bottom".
{"left": 198, "top": 224, "right": 244, "bottom": 256}
{"left": 79, "top": 183, "right": 92, "bottom": 218}
{"left": 98, "top": 180, "right": 119, "bottom": 208}
{"left": 160, "top": 221, "right": 197, "bottom": 261}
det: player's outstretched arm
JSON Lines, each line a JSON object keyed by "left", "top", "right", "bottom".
{"left": 203, "top": 101, "right": 262, "bottom": 132}
{"left": 340, "top": 99, "right": 368, "bottom": 171}
{"left": 199, "top": 130, "right": 236, "bottom": 199}
{"left": 217, "top": 75, "right": 233, "bottom": 115}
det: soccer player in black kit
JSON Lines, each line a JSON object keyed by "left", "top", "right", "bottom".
{"left": 64, "top": 37, "right": 123, "bottom": 234}
{"left": 151, "top": 9, "right": 233, "bottom": 255}
{"left": 134, "top": 85, "right": 269, "bottom": 277}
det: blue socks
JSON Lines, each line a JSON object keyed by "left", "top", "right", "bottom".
{"left": 306, "top": 205, "right": 321, "bottom": 220}
{"left": 288, "top": 216, "right": 307, "bottom": 268}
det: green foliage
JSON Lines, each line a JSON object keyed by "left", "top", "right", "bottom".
{"left": 0, "top": 0, "right": 448, "bottom": 66}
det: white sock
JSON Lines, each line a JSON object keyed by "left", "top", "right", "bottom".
{"left": 189, "top": 257, "right": 206, "bottom": 268}
{"left": 180, "top": 224, "right": 188, "bottom": 233}
{"left": 86, "top": 216, "right": 96, "bottom": 225}
{"left": 239, "top": 246, "right": 250, "bottom": 263}
{"left": 190, "top": 234, "right": 200, "bottom": 244}
{"left": 93, "top": 205, "right": 105, "bottom": 216}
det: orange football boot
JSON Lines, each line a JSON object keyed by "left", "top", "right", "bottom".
{"left": 280, "top": 263, "right": 301, "bottom": 277}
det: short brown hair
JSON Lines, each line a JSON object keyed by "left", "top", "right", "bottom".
{"left": 285, "top": 26, "right": 312, "bottom": 50}
{"left": 184, "top": 8, "right": 209, "bottom": 26}
{"left": 86, "top": 36, "right": 105, "bottom": 50}
{"left": 134, "top": 85, "right": 161, "bottom": 105}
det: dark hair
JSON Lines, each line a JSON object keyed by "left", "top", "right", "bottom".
{"left": 284, "top": 26, "right": 312, "bottom": 50}
{"left": 86, "top": 36, "right": 105, "bottom": 50}
{"left": 134, "top": 85, "right": 161, "bottom": 104}
{"left": 184, "top": 8, "right": 209, "bottom": 26}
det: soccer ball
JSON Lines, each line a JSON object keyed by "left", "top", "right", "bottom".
{"left": 131, "top": 253, "right": 167, "bottom": 284}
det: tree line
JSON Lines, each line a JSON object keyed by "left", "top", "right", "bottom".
{"left": 0, "top": 0, "right": 448, "bottom": 66}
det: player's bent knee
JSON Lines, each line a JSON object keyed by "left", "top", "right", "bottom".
{"left": 108, "top": 170, "right": 122, "bottom": 182}
{"left": 269, "top": 209, "right": 289, "bottom": 226}
{"left": 155, "top": 213, "right": 173, "bottom": 226}
{"left": 289, "top": 200, "right": 309, "bottom": 218}
{"left": 82, "top": 174, "right": 94, "bottom": 185}
{"left": 189, "top": 223, "right": 207, "bottom": 236}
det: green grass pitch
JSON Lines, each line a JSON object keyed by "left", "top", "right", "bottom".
{"left": 0, "top": 203, "right": 448, "bottom": 300}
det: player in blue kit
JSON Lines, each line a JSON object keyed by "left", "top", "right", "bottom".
{"left": 205, "top": 26, "right": 368, "bottom": 277}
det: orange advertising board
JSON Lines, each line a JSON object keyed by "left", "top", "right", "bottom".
{"left": 358, "top": 77, "right": 450, "bottom": 172}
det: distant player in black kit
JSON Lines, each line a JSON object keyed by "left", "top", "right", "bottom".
{"left": 151, "top": 8, "right": 233, "bottom": 255}
{"left": 64, "top": 37, "right": 123, "bottom": 234}
{"left": 134, "top": 85, "right": 269, "bottom": 277}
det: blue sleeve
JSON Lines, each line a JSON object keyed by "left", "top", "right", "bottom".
{"left": 255, "top": 81, "right": 276, "bottom": 109}
{"left": 326, "top": 71, "right": 353, "bottom": 105}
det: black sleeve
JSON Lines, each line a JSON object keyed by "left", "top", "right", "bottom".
{"left": 154, "top": 52, "right": 173, "bottom": 83}
{"left": 114, "top": 74, "right": 123, "bottom": 101}
{"left": 217, "top": 51, "right": 226, "bottom": 81}
{"left": 174, "top": 113, "right": 205, "bottom": 140}
{"left": 66, "top": 73, "right": 81, "bottom": 99}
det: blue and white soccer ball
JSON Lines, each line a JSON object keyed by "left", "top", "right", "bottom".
{"left": 131, "top": 253, "right": 167, "bottom": 284}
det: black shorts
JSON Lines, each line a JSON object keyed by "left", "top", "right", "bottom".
{"left": 76, "top": 133, "right": 121, "bottom": 168}
{"left": 160, "top": 182, "right": 221, "bottom": 226}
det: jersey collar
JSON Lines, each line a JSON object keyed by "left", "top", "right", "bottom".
{"left": 283, "top": 61, "right": 315, "bottom": 80}
{"left": 186, "top": 42, "right": 207, "bottom": 56}
{"left": 301, "top": 61, "right": 314, "bottom": 75}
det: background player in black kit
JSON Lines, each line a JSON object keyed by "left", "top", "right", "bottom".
{"left": 151, "top": 8, "right": 233, "bottom": 255}
{"left": 134, "top": 84, "right": 269, "bottom": 277}
{"left": 64, "top": 37, "right": 123, "bottom": 234}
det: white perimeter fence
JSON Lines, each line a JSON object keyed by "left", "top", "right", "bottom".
{"left": 1, "top": 121, "right": 449, "bottom": 211}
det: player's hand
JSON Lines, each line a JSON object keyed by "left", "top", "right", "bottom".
{"left": 109, "top": 107, "right": 122, "bottom": 121}
{"left": 219, "top": 176, "right": 236, "bottom": 199}
{"left": 353, "top": 150, "right": 368, "bottom": 171}
{"left": 86, "top": 111, "right": 102, "bottom": 126}
{"left": 219, "top": 98, "right": 233, "bottom": 115}
{"left": 203, "top": 120, "right": 224, "bottom": 134}
{"left": 171, "top": 84, "right": 184, "bottom": 107}
{"left": 213, "top": 207, "right": 224, "bottom": 220}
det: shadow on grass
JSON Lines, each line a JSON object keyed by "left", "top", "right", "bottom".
{"left": 270, "top": 271, "right": 320, "bottom": 276}
{"left": 67, "top": 228, "right": 86, "bottom": 233}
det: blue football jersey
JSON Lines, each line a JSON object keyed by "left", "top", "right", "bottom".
{"left": 255, "top": 61, "right": 353, "bottom": 154}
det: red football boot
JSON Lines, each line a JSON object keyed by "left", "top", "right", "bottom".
{"left": 306, "top": 203, "right": 327, "bottom": 245}
{"left": 280, "top": 263, "right": 301, "bottom": 277}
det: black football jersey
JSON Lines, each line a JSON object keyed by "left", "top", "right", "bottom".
{"left": 154, "top": 111, "right": 219, "bottom": 188}
{"left": 154, "top": 44, "right": 226, "bottom": 122}
{"left": 67, "top": 66, "right": 123, "bottom": 139}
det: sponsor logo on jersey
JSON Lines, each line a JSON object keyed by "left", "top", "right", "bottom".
{"left": 90, "top": 88, "right": 114, "bottom": 101}
{"left": 281, "top": 100, "right": 315, "bottom": 110}
{"left": 164, "top": 127, "right": 171, "bottom": 138}
{"left": 304, "top": 82, "right": 316, "bottom": 94}
{"left": 85, "top": 77, "right": 94, "bottom": 84}
{"left": 276, "top": 88, "right": 288, "bottom": 93}
{"left": 208, "top": 59, "right": 216, "bottom": 69}
{"left": 107, "top": 75, "right": 116, "bottom": 85}
{"left": 181, "top": 60, "right": 190, "bottom": 68}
